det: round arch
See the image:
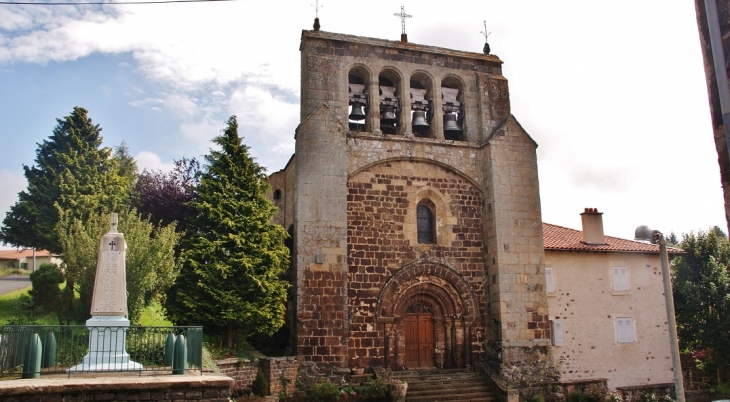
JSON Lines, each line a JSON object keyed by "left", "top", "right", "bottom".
{"left": 376, "top": 259, "right": 478, "bottom": 320}
{"left": 376, "top": 260, "right": 481, "bottom": 369}
{"left": 348, "top": 157, "right": 484, "bottom": 193}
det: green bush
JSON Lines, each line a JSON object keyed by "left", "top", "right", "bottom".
{"left": 711, "top": 383, "right": 730, "bottom": 397}
{"left": 640, "top": 393, "right": 658, "bottom": 402}
{"left": 309, "top": 381, "right": 341, "bottom": 402}
{"left": 252, "top": 367, "right": 269, "bottom": 397}
{"left": 527, "top": 394, "right": 545, "bottom": 402}
{"left": 584, "top": 383, "right": 609, "bottom": 402}
{"left": 567, "top": 390, "right": 588, "bottom": 402}
{"left": 361, "top": 378, "right": 389, "bottom": 402}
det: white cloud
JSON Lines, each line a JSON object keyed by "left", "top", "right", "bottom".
{"left": 229, "top": 85, "right": 298, "bottom": 157}
{"left": 135, "top": 151, "right": 175, "bottom": 173}
{"left": 0, "top": 0, "right": 726, "bottom": 240}
{"left": 128, "top": 97, "right": 165, "bottom": 109}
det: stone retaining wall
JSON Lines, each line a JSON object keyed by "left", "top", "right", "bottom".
{"left": 216, "top": 358, "right": 258, "bottom": 385}
{"left": 0, "top": 374, "right": 233, "bottom": 402}
{"left": 216, "top": 356, "right": 299, "bottom": 396}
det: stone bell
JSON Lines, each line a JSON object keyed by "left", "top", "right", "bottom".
{"left": 381, "top": 104, "right": 397, "bottom": 124}
{"left": 443, "top": 113, "right": 462, "bottom": 136}
{"left": 349, "top": 102, "right": 366, "bottom": 121}
{"left": 412, "top": 110, "right": 429, "bottom": 134}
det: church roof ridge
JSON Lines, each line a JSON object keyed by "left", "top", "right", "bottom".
{"left": 301, "top": 30, "right": 504, "bottom": 65}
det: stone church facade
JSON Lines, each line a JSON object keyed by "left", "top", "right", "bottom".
{"left": 268, "top": 29, "right": 555, "bottom": 383}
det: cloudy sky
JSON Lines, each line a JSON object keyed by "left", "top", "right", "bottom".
{"left": 0, "top": 0, "right": 724, "bottom": 249}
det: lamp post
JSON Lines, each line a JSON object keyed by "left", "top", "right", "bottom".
{"left": 650, "top": 230, "right": 685, "bottom": 402}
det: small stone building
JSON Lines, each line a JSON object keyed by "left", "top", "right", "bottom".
{"left": 268, "top": 29, "right": 555, "bottom": 384}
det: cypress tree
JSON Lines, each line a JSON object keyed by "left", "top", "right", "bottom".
{"left": 0, "top": 107, "right": 126, "bottom": 253}
{"left": 167, "top": 116, "right": 289, "bottom": 347}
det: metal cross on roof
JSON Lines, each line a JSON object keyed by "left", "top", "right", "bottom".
{"left": 311, "top": 0, "right": 322, "bottom": 18}
{"left": 393, "top": 6, "right": 412, "bottom": 35}
{"left": 481, "top": 20, "right": 491, "bottom": 41}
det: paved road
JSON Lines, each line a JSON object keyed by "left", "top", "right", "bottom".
{"left": 0, "top": 275, "right": 31, "bottom": 295}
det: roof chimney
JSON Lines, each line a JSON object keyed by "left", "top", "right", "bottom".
{"left": 580, "top": 208, "right": 605, "bottom": 245}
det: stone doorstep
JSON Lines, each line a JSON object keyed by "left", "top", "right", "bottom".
{"left": 408, "top": 383, "right": 490, "bottom": 392}
{"left": 408, "top": 386, "right": 491, "bottom": 395}
{"left": 408, "top": 381, "right": 490, "bottom": 390}
{"left": 408, "top": 394, "right": 495, "bottom": 402}
{"left": 0, "top": 374, "right": 234, "bottom": 396}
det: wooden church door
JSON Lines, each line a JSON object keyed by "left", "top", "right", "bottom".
{"left": 404, "top": 304, "right": 434, "bottom": 368}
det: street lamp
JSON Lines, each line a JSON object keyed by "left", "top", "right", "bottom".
{"left": 650, "top": 230, "right": 685, "bottom": 402}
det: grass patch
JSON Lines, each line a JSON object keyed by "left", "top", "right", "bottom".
{"left": 0, "top": 284, "right": 60, "bottom": 327}
{"left": 0, "top": 266, "right": 30, "bottom": 278}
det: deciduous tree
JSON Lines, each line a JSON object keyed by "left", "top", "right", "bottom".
{"left": 58, "top": 209, "right": 180, "bottom": 324}
{"left": 131, "top": 157, "right": 199, "bottom": 235}
{"left": 166, "top": 116, "right": 289, "bottom": 347}
{"left": 673, "top": 227, "right": 730, "bottom": 384}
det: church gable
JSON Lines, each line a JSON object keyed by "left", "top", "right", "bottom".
{"left": 346, "top": 159, "right": 487, "bottom": 368}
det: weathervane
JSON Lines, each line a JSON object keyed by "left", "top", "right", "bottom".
{"left": 480, "top": 20, "right": 491, "bottom": 55}
{"left": 312, "top": 0, "right": 322, "bottom": 31}
{"left": 393, "top": 6, "right": 412, "bottom": 43}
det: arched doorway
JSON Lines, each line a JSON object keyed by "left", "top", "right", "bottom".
{"left": 404, "top": 303, "right": 434, "bottom": 368}
{"left": 376, "top": 261, "right": 481, "bottom": 370}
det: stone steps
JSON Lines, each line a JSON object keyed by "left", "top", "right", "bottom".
{"left": 391, "top": 369, "right": 495, "bottom": 402}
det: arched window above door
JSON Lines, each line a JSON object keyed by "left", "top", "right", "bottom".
{"left": 417, "top": 203, "right": 435, "bottom": 244}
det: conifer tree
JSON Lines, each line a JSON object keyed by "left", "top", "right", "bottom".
{"left": 0, "top": 107, "right": 126, "bottom": 253}
{"left": 167, "top": 116, "right": 289, "bottom": 347}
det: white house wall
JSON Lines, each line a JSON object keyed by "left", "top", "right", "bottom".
{"left": 545, "top": 251, "right": 673, "bottom": 389}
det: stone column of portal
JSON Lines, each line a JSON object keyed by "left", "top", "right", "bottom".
{"left": 69, "top": 213, "right": 142, "bottom": 372}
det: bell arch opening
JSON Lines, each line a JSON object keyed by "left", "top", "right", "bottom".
{"left": 441, "top": 75, "right": 466, "bottom": 141}
{"left": 410, "top": 71, "right": 435, "bottom": 138}
{"left": 348, "top": 66, "right": 371, "bottom": 132}
{"left": 378, "top": 68, "right": 402, "bottom": 135}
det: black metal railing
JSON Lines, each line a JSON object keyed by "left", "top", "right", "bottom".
{"left": 0, "top": 325, "right": 203, "bottom": 377}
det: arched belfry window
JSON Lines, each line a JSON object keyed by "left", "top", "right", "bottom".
{"left": 417, "top": 204, "right": 435, "bottom": 244}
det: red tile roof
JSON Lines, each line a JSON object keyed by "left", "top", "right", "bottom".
{"left": 543, "top": 223, "right": 684, "bottom": 255}
{"left": 0, "top": 249, "right": 56, "bottom": 260}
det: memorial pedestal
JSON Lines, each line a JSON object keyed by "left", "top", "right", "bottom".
{"left": 68, "top": 214, "right": 143, "bottom": 373}
{"left": 68, "top": 316, "right": 142, "bottom": 372}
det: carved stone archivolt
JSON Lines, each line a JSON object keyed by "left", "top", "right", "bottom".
{"left": 376, "top": 260, "right": 480, "bottom": 369}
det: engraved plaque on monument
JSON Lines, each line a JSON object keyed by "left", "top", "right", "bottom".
{"left": 90, "top": 213, "right": 128, "bottom": 316}
{"left": 69, "top": 213, "right": 142, "bottom": 372}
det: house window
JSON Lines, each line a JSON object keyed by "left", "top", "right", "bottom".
{"left": 417, "top": 204, "right": 435, "bottom": 244}
{"left": 551, "top": 319, "right": 563, "bottom": 346}
{"left": 616, "top": 317, "right": 635, "bottom": 343}
{"left": 545, "top": 267, "right": 555, "bottom": 293}
{"left": 273, "top": 189, "right": 282, "bottom": 201}
{"left": 612, "top": 266, "right": 630, "bottom": 291}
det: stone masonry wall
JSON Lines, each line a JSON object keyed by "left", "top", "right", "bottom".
{"left": 215, "top": 357, "right": 299, "bottom": 397}
{"left": 294, "top": 105, "right": 349, "bottom": 367}
{"left": 0, "top": 375, "right": 233, "bottom": 402}
{"left": 482, "top": 116, "right": 556, "bottom": 385}
{"left": 347, "top": 160, "right": 487, "bottom": 368}
{"left": 215, "top": 358, "right": 257, "bottom": 385}
{"left": 260, "top": 357, "right": 299, "bottom": 397}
